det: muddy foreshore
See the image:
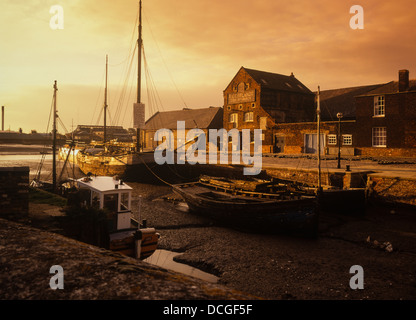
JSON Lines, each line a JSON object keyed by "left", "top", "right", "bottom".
{"left": 1, "top": 146, "right": 416, "bottom": 300}
{"left": 129, "top": 181, "right": 416, "bottom": 300}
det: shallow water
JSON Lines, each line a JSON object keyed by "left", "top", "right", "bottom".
{"left": 144, "top": 249, "right": 218, "bottom": 283}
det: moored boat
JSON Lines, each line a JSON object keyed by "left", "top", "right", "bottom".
{"left": 172, "top": 177, "right": 319, "bottom": 236}
{"left": 69, "top": 175, "right": 159, "bottom": 260}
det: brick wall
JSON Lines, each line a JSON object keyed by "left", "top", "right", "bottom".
{"left": 0, "top": 167, "right": 29, "bottom": 219}
{"left": 355, "top": 90, "right": 416, "bottom": 156}
{"left": 273, "top": 120, "right": 356, "bottom": 154}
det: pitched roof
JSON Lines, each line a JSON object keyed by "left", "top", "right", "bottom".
{"left": 144, "top": 107, "right": 223, "bottom": 130}
{"left": 318, "top": 84, "right": 387, "bottom": 120}
{"left": 356, "top": 79, "right": 416, "bottom": 96}
{"left": 243, "top": 67, "right": 312, "bottom": 94}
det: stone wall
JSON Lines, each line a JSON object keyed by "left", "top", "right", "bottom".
{"left": 0, "top": 167, "right": 29, "bottom": 219}
{"left": 367, "top": 174, "right": 416, "bottom": 207}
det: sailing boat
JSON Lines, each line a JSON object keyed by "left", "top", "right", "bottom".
{"left": 76, "top": 0, "right": 182, "bottom": 183}
{"left": 31, "top": 80, "right": 76, "bottom": 193}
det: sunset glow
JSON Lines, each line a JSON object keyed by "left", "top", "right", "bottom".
{"left": 1, "top": 0, "right": 415, "bottom": 133}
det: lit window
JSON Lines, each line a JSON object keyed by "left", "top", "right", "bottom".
{"left": 374, "top": 96, "right": 385, "bottom": 116}
{"left": 342, "top": 134, "right": 352, "bottom": 145}
{"left": 229, "top": 113, "right": 238, "bottom": 123}
{"left": 244, "top": 112, "right": 254, "bottom": 122}
{"left": 328, "top": 134, "right": 337, "bottom": 145}
{"left": 372, "top": 127, "right": 386, "bottom": 147}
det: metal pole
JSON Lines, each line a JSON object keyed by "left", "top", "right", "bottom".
{"left": 104, "top": 55, "right": 108, "bottom": 145}
{"left": 52, "top": 81, "right": 58, "bottom": 192}
{"left": 137, "top": 0, "right": 142, "bottom": 104}
{"left": 337, "top": 113, "right": 343, "bottom": 169}
{"left": 136, "top": 0, "right": 143, "bottom": 152}
{"left": 317, "top": 86, "right": 321, "bottom": 190}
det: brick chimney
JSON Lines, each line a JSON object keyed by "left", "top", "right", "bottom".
{"left": 398, "top": 69, "right": 409, "bottom": 92}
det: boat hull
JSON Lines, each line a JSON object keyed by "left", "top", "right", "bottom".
{"left": 173, "top": 182, "right": 318, "bottom": 236}
{"left": 76, "top": 151, "right": 205, "bottom": 184}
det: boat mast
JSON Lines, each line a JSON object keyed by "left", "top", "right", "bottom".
{"left": 52, "top": 80, "right": 58, "bottom": 193}
{"left": 136, "top": 0, "right": 143, "bottom": 152}
{"left": 317, "top": 86, "right": 322, "bottom": 191}
{"left": 104, "top": 54, "right": 108, "bottom": 145}
{"left": 137, "top": 0, "right": 142, "bottom": 104}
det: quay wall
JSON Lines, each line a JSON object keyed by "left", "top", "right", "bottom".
{"left": 0, "top": 167, "right": 29, "bottom": 219}
{"left": 367, "top": 173, "right": 416, "bottom": 207}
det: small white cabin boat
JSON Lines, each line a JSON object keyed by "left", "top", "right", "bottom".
{"left": 75, "top": 175, "right": 159, "bottom": 260}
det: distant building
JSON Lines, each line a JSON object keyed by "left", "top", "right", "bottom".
{"left": 143, "top": 107, "right": 223, "bottom": 150}
{"left": 68, "top": 125, "right": 133, "bottom": 143}
{"left": 223, "top": 67, "right": 315, "bottom": 153}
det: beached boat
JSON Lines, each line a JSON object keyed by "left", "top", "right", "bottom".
{"left": 69, "top": 175, "right": 159, "bottom": 260}
{"left": 172, "top": 176, "right": 318, "bottom": 236}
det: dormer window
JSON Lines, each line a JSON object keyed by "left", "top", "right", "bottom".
{"left": 374, "top": 96, "right": 385, "bottom": 116}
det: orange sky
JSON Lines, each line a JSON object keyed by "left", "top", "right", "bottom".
{"left": 1, "top": 0, "right": 416, "bottom": 133}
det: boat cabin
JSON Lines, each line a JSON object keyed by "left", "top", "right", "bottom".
{"left": 75, "top": 176, "right": 134, "bottom": 230}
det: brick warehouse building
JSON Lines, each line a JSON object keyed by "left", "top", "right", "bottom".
{"left": 223, "top": 67, "right": 315, "bottom": 153}
{"left": 268, "top": 69, "right": 416, "bottom": 158}
{"left": 355, "top": 69, "right": 416, "bottom": 157}
{"left": 274, "top": 83, "right": 386, "bottom": 155}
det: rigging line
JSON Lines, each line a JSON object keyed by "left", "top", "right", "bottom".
{"left": 114, "top": 56, "right": 135, "bottom": 126}
{"left": 143, "top": 48, "right": 165, "bottom": 112}
{"left": 35, "top": 93, "right": 55, "bottom": 181}
{"left": 111, "top": 8, "right": 139, "bottom": 126}
{"left": 144, "top": 13, "right": 189, "bottom": 109}
{"left": 138, "top": 155, "right": 172, "bottom": 187}
{"left": 96, "top": 107, "right": 103, "bottom": 126}
{"left": 113, "top": 44, "right": 137, "bottom": 125}
{"left": 57, "top": 117, "right": 68, "bottom": 134}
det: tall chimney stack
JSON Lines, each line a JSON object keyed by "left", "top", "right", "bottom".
{"left": 1, "top": 106, "right": 4, "bottom": 131}
{"left": 399, "top": 69, "right": 409, "bottom": 92}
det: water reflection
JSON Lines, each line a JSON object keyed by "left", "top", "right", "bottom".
{"left": 144, "top": 249, "right": 218, "bottom": 283}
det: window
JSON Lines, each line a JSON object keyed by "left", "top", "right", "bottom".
{"left": 374, "top": 96, "right": 385, "bottom": 116}
{"left": 244, "top": 112, "right": 254, "bottom": 122}
{"left": 342, "top": 134, "right": 352, "bottom": 145}
{"left": 238, "top": 104, "right": 243, "bottom": 110}
{"left": 120, "top": 192, "right": 130, "bottom": 211}
{"left": 229, "top": 113, "right": 238, "bottom": 123}
{"left": 251, "top": 103, "right": 256, "bottom": 108}
{"left": 328, "top": 134, "right": 337, "bottom": 145}
{"left": 372, "top": 127, "right": 386, "bottom": 147}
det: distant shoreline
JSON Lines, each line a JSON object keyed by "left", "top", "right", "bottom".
{"left": 0, "top": 143, "right": 52, "bottom": 155}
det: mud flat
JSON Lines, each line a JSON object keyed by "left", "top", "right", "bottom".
{"left": 129, "top": 182, "right": 416, "bottom": 300}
